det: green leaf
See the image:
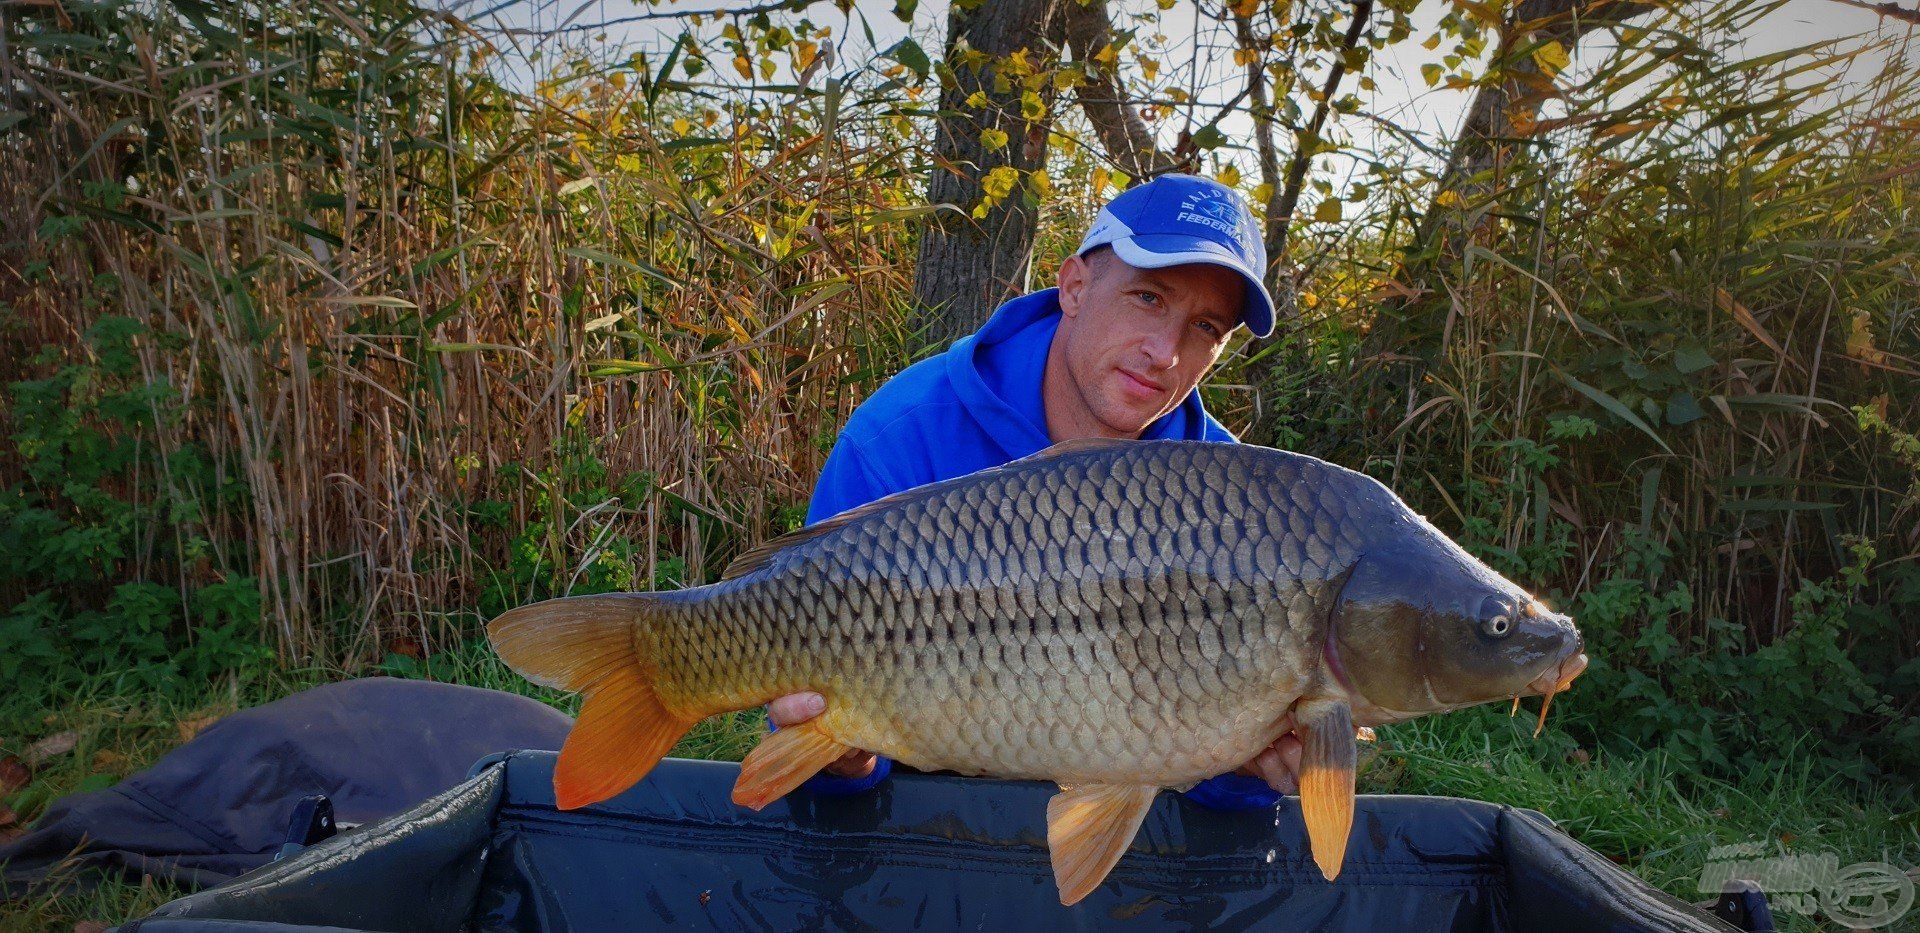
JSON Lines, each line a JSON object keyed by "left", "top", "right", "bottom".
{"left": 1421, "top": 63, "right": 1443, "bottom": 87}
{"left": 886, "top": 38, "right": 930, "bottom": 81}
{"left": 1553, "top": 368, "right": 1674, "bottom": 454}
{"left": 563, "top": 247, "right": 684, "bottom": 286}
{"left": 893, "top": 0, "right": 918, "bottom": 20}
{"left": 1192, "top": 125, "right": 1227, "bottom": 150}
{"left": 1666, "top": 392, "right": 1704, "bottom": 425}
{"left": 1313, "top": 199, "right": 1342, "bottom": 222}
{"left": 1673, "top": 345, "right": 1715, "bottom": 374}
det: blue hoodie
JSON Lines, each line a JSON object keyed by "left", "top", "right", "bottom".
{"left": 792, "top": 287, "right": 1281, "bottom": 811}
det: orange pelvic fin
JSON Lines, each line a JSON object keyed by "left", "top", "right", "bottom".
{"left": 732, "top": 719, "right": 855, "bottom": 810}
{"left": 1045, "top": 783, "right": 1159, "bottom": 906}
{"left": 1297, "top": 698, "right": 1357, "bottom": 882}
{"left": 488, "top": 594, "right": 697, "bottom": 810}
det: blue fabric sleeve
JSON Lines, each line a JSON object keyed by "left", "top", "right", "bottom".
{"left": 777, "top": 439, "right": 899, "bottom": 795}
{"left": 806, "top": 437, "right": 896, "bottom": 525}
{"left": 1180, "top": 773, "right": 1283, "bottom": 811}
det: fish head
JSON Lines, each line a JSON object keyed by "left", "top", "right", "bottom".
{"left": 1325, "top": 536, "right": 1585, "bottom": 719}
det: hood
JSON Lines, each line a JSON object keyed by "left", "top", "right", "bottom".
{"left": 942, "top": 288, "right": 1223, "bottom": 463}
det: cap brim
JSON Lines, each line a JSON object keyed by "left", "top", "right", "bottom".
{"left": 1109, "top": 235, "right": 1275, "bottom": 338}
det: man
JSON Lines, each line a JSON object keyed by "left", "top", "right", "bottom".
{"left": 769, "top": 174, "right": 1302, "bottom": 809}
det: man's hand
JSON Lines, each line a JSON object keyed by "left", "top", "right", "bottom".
{"left": 766, "top": 692, "right": 878, "bottom": 779}
{"left": 1237, "top": 713, "right": 1305, "bottom": 792}
{"left": 1235, "top": 714, "right": 1376, "bottom": 793}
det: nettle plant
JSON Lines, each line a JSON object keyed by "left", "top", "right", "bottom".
{"left": 2, "top": 312, "right": 272, "bottom": 695}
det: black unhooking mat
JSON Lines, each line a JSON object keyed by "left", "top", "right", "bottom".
{"left": 113, "top": 749, "right": 1742, "bottom": 932}
{"left": 0, "top": 678, "right": 571, "bottom": 892}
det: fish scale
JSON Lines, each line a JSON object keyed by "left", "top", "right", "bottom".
{"left": 635, "top": 442, "right": 1346, "bottom": 786}
{"left": 489, "top": 437, "right": 1587, "bottom": 903}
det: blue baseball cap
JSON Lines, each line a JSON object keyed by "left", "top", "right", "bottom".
{"left": 1075, "top": 173, "right": 1275, "bottom": 338}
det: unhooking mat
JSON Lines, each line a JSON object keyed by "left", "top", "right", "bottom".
{"left": 116, "top": 750, "right": 1743, "bottom": 932}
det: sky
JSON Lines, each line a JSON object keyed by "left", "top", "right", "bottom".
{"left": 439, "top": 0, "right": 1912, "bottom": 186}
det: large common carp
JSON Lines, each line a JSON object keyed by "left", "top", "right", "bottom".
{"left": 489, "top": 438, "right": 1587, "bottom": 905}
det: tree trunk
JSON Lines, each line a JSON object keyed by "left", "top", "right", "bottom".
{"left": 912, "top": 0, "right": 1067, "bottom": 350}
{"left": 1409, "top": 0, "right": 1654, "bottom": 259}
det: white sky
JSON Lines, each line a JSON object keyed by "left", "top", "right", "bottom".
{"left": 442, "top": 0, "right": 1909, "bottom": 187}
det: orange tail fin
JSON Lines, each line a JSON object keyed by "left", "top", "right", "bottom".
{"left": 488, "top": 594, "right": 698, "bottom": 810}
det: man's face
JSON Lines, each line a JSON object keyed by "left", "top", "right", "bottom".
{"left": 1050, "top": 249, "right": 1244, "bottom": 438}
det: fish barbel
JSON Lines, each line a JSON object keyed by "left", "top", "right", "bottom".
{"left": 489, "top": 438, "right": 1587, "bottom": 904}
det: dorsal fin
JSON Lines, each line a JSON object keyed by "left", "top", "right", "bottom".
{"left": 720, "top": 481, "right": 947, "bottom": 581}
{"left": 721, "top": 436, "right": 1136, "bottom": 582}
{"left": 1014, "top": 436, "right": 1135, "bottom": 462}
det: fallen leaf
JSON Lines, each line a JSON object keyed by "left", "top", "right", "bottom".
{"left": 74, "top": 922, "right": 109, "bottom": 933}
{"left": 26, "top": 732, "right": 77, "bottom": 766}
{"left": 177, "top": 714, "right": 221, "bottom": 743}
{"left": 92, "top": 750, "right": 128, "bottom": 771}
{"left": 0, "top": 755, "right": 29, "bottom": 794}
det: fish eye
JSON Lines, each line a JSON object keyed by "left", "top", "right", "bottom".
{"left": 1479, "top": 594, "right": 1514, "bottom": 638}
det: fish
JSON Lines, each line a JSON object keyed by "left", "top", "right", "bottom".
{"left": 488, "top": 438, "right": 1588, "bottom": 905}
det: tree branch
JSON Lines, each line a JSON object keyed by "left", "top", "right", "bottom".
{"left": 1826, "top": 0, "right": 1920, "bottom": 24}
{"left": 1271, "top": 0, "right": 1373, "bottom": 273}
{"left": 1063, "top": 0, "right": 1183, "bottom": 179}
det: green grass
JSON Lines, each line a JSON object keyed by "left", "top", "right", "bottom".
{"left": 5, "top": 664, "right": 1915, "bottom": 931}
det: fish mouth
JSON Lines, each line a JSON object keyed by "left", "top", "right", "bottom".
{"left": 1518, "top": 644, "right": 1587, "bottom": 737}
{"left": 1524, "top": 645, "right": 1588, "bottom": 697}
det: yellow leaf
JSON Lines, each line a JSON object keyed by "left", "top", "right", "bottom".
{"left": 1421, "top": 63, "right": 1443, "bottom": 87}
{"left": 794, "top": 41, "right": 817, "bottom": 74}
{"left": 1251, "top": 182, "right": 1273, "bottom": 204}
{"left": 1421, "top": 32, "right": 1441, "bottom": 51}
{"left": 1095, "top": 44, "right": 1117, "bottom": 65}
{"left": 1230, "top": 0, "right": 1259, "bottom": 15}
{"left": 966, "top": 90, "right": 990, "bottom": 109}
{"left": 982, "top": 165, "right": 1020, "bottom": 198}
{"left": 615, "top": 153, "right": 641, "bottom": 173}
{"left": 1530, "top": 40, "right": 1569, "bottom": 77}
{"left": 1156, "top": 0, "right": 1175, "bottom": 9}
{"left": 1435, "top": 190, "right": 1465, "bottom": 208}
{"left": 1140, "top": 56, "right": 1159, "bottom": 81}
{"left": 733, "top": 55, "right": 753, "bottom": 80}
{"left": 672, "top": 117, "right": 690, "bottom": 135}
{"left": 980, "top": 128, "right": 1009, "bottom": 150}
{"left": 1234, "top": 47, "right": 1257, "bottom": 67}
{"left": 1021, "top": 90, "right": 1045, "bottom": 120}
{"left": 1313, "top": 199, "right": 1342, "bottom": 222}
{"left": 1218, "top": 165, "right": 1242, "bottom": 187}
{"left": 759, "top": 57, "right": 775, "bottom": 81}
{"left": 1091, "top": 166, "right": 1111, "bottom": 193}
{"left": 1028, "top": 168, "right": 1054, "bottom": 199}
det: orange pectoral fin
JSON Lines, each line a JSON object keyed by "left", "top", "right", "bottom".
{"left": 731, "top": 719, "right": 855, "bottom": 810}
{"left": 1045, "top": 783, "right": 1159, "bottom": 906}
{"left": 553, "top": 673, "right": 696, "bottom": 811}
{"left": 1296, "top": 698, "right": 1357, "bottom": 882}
